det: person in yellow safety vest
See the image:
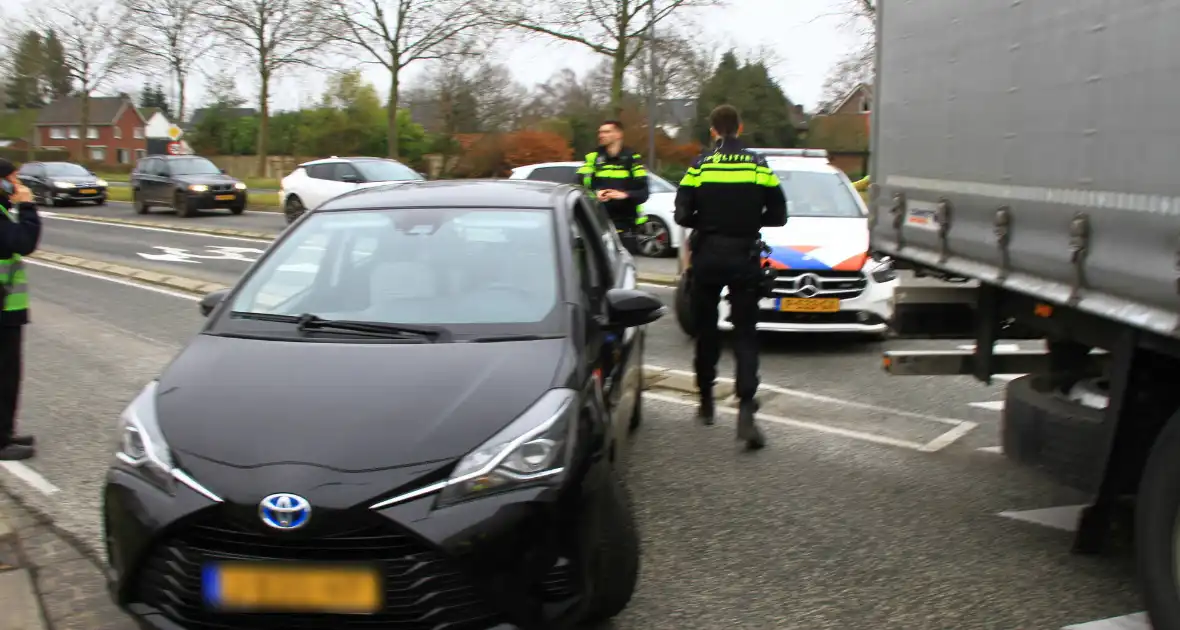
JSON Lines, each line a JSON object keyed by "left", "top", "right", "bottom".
{"left": 0, "top": 159, "right": 42, "bottom": 461}
{"left": 853, "top": 175, "right": 870, "bottom": 204}
{"left": 574, "top": 120, "right": 650, "bottom": 254}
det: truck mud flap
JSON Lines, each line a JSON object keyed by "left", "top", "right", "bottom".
{"left": 1003, "top": 374, "right": 1106, "bottom": 493}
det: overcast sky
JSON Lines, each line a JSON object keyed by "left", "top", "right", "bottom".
{"left": 7, "top": 0, "right": 868, "bottom": 116}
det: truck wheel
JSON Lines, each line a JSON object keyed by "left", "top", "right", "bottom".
{"left": 1136, "top": 409, "right": 1180, "bottom": 629}
{"left": 674, "top": 273, "right": 696, "bottom": 338}
{"left": 1002, "top": 374, "right": 1106, "bottom": 492}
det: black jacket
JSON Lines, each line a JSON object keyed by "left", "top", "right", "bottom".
{"left": 673, "top": 137, "right": 787, "bottom": 240}
{"left": 0, "top": 195, "right": 41, "bottom": 327}
{"left": 575, "top": 146, "right": 650, "bottom": 222}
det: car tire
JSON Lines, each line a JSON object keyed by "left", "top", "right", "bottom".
{"left": 133, "top": 191, "right": 150, "bottom": 214}
{"left": 636, "top": 216, "right": 674, "bottom": 258}
{"left": 95, "top": 197, "right": 106, "bottom": 206}
{"left": 175, "top": 191, "right": 194, "bottom": 218}
{"left": 1136, "top": 408, "right": 1180, "bottom": 630}
{"left": 285, "top": 196, "right": 306, "bottom": 224}
{"left": 229, "top": 204, "right": 245, "bottom": 215}
{"left": 674, "top": 272, "right": 697, "bottom": 338}
{"left": 579, "top": 467, "right": 640, "bottom": 624}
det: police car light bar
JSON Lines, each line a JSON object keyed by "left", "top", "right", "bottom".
{"left": 749, "top": 148, "right": 830, "bottom": 159}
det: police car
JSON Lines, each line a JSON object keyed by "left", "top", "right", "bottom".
{"left": 673, "top": 149, "right": 898, "bottom": 336}
{"left": 509, "top": 161, "right": 684, "bottom": 257}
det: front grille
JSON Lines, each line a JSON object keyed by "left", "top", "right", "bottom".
{"left": 755, "top": 310, "right": 884, "bottom": 325}
{"left": 208, "top": 184, "right": 235, "bottom": 193}
{"left": 771, "top": 270, "right": 866, "bottom": 299}
{"left": 130, "top": 508, "right": 504, "bottom": 629}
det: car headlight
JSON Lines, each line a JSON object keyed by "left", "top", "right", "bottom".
{"left": 867, "top": 256, "right": 897, "bottom": 283}
{"left": 115, "top": 381, "right": 175, "bottom": 491}
{"left": 189, "top": 184, "right": 208, "bottom": 192}
{"left": 436, "top": 388, "right": 577, "bottom": 508}
{"left": 53, "top": 181, "right": 75, "bottom": 189}
{"left": 234, "top": 182, "right": 247, "bottom": 190}
{"left": 95, "top": 178, "right": 108, "bottom": 187}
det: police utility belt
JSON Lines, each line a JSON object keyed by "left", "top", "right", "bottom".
{"left": 688, "top": 232, "right": 778, "bottom": 298}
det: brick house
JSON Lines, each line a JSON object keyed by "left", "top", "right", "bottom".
{"left": 807, "top": 83, "right": 873, "bottom": 177}
{"left": 34, "top": 95, "right": 148, "bottom": 166}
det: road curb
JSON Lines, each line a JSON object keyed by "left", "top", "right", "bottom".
{"left": 30, "top": 251, "right": 230, "bottom": 295}
{"left": 36, "top": 217, "right": 681, "bottom": 287}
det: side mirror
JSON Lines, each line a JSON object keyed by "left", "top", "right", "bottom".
{"left": 220, "top": 168, "right": 227, "bottom": 174}
{"left": 417, "top": 171, "right": 428, "bottom": 179}
{"left": 199, "top": 288, "right": 229, "bottom": 317}
{"left": 604, "top": 288, "right": 666, "bottom": 330}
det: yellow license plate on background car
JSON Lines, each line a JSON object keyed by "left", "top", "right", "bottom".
{"left": 79, "top": 189, "right": 97, "bottom": 195}
{"left": 778, "top": 298, "right": 840, "bottom": 313}
{"left": 204, "top": 562, "right": 383, "bottom": 613}
{"left": 215, "top": 194, "right": 235, "bottom": 201}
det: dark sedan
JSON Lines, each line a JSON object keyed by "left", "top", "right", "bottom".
{"left": 130, "top": 155, "right": 248, "bottom": 217}
{"left": 17, "top": 161, "right": 108, "bottom": 206}
{"left": 103, "top": 180, "right": 665, "bottom": 630}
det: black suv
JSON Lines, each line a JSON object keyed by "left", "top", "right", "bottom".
{"left": 17, "top": 161, "right": 108, "bottom": 206}
{"left": 130, "top": 155, "right": 248, "bottom": 217}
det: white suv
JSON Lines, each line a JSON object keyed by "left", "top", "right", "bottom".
{"left": 673, "top": 149, "right": 898, "bottom": 336}
{"left": 509, "top": 161, "right": 684, "bottom": 257}
{"left": 280, "top": 157, "right": 425, "bottom": 223}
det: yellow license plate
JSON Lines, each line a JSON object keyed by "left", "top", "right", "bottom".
{"left": 205, "top": 562, "right": 383, "bottom": 613}
{"left": 79, "top": 189, "right": 97, "bottom": 195}
{"left": 215, "top": 194, "right": 236, "bottom": 201}
{"left": 778, "top": 298, "right": 840, "bottom": 313}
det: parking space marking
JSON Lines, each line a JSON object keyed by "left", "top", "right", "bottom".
{"left": 918, "top": 421, "right": 979, "bottom": 452}
{"left": 1063, "top": 612, "right": 1150, "bottom": 629}
{"left": 969, "top": 400, "right": 1005, "bottom": 411}
{"left": 0, "top": 461, "right": 60, "bottom": 495}
{"left": 40, "top": 212, "right": 272, "bottom": 243}
{"left": 977, "top": 446, "right": 1003, "bottom": 454}
{"left": 998, "top": 504, "right": 1086, "bottom": 532}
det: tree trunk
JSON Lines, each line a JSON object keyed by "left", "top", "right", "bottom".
{"left": 176, "top": 66, "right": 188, "bottom": 123}
{"left": 610, "top": 41, "right": 628, "bottom": 116}
{"left": 256, "top": 69, "right": 270, "bottom": 178}
{"left": 79, "top": 91, "right": 90, "bottom": 164}
{"left": 387, "top": 69, "right": 400, "bottom": 159}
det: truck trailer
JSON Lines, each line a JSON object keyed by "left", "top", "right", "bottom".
{"left": 870, "top": 1, "right": 1180, "bottom": 626}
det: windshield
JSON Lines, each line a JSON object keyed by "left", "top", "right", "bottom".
{"left": 354, "top": 160, "right": 423, "bottom": 182}
{"left": 169, "top": 158, "right": 222, "bottom": 175}
{"left": 225, "top": 208, "right": 562, "bottom": 339}
{"left": 648, "top": 173, "right": 675, "bottom": 194}
{"left": 775, "top": 170, "right": 865, "bottom": 218}
{"left": 44, "top": 163, "right": 90, "bottom": 177}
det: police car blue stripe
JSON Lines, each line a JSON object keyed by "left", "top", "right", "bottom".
{"left": 766, "top": 246, "right": 833, "bottom": 271}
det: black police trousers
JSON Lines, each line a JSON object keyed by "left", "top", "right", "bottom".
{"left": 0, "top": 326, "right": 21, "bottom": 446}
{"left": 689, "top": 237, "right": 762, "bottom": 401}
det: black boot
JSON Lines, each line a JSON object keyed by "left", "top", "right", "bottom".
{"left": 736, "top": 399, "right": 765, "bottom": 450}
{"left": 0, "top": 443, "right": 34, "bottom": 461}
{"left": 698, "top": 391, "right": 715, "bottom": 425}
{"left": 10, "top": 434, "right": 34, "bottom": 447}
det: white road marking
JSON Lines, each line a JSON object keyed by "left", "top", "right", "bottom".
{"left": 24, "top": 259, "right": 202, "bottom": 301}
{"left": 919, "top": 421, "right": 979, "bottom": 452}
{"left": 969, "top": 400, "right": 1006, "bottom": 411}
{"left": 977, "top": 446, "right": 1003, "bottom": 454}
{"left": 0, "top": 461, "right": 60, "bottom": 494}
{"left": 40, "top": 212, "right": 272, "bottom": 243}
{"left": 1063, "top": 612, "right": 1150, "bottom": 630}
{"left": 998, "top": 504, "right": 1086, "bottom": 532}
{"left": 993, "top": 374, "right": 1024, "bottom": 382}
{"left": 957, "top": 343, "right": 1022, "bottom": 352}
{"left": 646, "top": 366, "right": 968, "bottom": 426}
{"left": 645, "top": 391, "right": 931, "bottom": 451}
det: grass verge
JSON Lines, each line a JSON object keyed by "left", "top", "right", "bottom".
{"left": 104, "top": 186, "right": 282, "bottom": 209}
{"left": 97, "top": 173, "right": 282, "bottom": 190}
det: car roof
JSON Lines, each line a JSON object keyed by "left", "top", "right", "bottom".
{"left": 764, "top": 156, "right": 841, "bottom": 174}
{"left": 317, "top": 179, "right": 576, "bottom": 212}
{"left": 511, "top": 162, "right": 583, "bottom": 173}
{"left": 299, "top": 156, "right": 398, "bottom": 167}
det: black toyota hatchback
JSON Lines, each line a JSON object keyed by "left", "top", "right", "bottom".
{"left": 102, "top": 180, "right": 664, "bottom": 630}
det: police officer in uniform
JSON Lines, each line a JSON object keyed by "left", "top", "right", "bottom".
{"left": 575, "top": 120, "right": 650, "bottom": 253}
{"left": 0, "top": 159, "right": 42, "bottom": 461}
{"left": 674, "top": 105, "right": 787, "bottom": 450}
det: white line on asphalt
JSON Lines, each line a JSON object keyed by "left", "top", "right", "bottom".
{"left": 998, "top": 504, "right": 1086, "bottom": 532}
{"left": 40, "top": 213, "right": 272, "bottom": 243}
{"left": 977, "top": 446, "right": 1003, "bottom": 454}
{"left": 957, "top": 343, "right": 1022, "bottom": 352}
{"left": 0, "top": 461, "right": 60, "bottom": 494}
{"left": 1063, "top": 612, "right": 1150, "bottom": 629}
{"left": 969, "top": 400, "right": 1005, "bottom": 411}
{"left": 919, "top": 421, "right": 979, "bottom": 452}
{"left": 993, "top": 374, "right": 1023, "bottom": 382}
{"left": 644, "top": 391, "right": 931, "bottom": 451}
{"left": 646, "top": 366, "right": 968, "bottom": 426}
{"left": 24, "top": 259, "right": 202, "bottom": 301}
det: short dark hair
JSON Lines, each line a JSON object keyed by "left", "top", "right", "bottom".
{"left": 709, "top": 105, "right": 741, "bottom": 137}
{"left": 600, "top": 119, "right": 624, "bottom": 131}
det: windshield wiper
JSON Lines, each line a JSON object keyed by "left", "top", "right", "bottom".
{"left": 466, "top": 333, "right": 565, "bottom": 343}
{"left": 231, "top": 312, "right": 446, "bottom": 341}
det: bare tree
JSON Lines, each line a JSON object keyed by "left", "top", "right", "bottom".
{"left": 28, "top": 0, "right": 141, "bottom": 157}
{"left": 483, "top": 0, "right": 721, "bottom": 116}
{"left": 202, "top": 0, "right": 336, "bottom": 173}
{"left": 816, "top": 46, "right": 873, "bottom": 113}
{"left": 629, "top": 30, "right": 720, "bottom": 103}
{"left": 119, "top": 0, "right": 216, "bottom": 123}
{"left": 324, "top": 0, "right": 489, "bottom": 158}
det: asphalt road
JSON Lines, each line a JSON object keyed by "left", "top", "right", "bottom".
{"left": 1, "top": 259, "right": 1144, "bottom": 629}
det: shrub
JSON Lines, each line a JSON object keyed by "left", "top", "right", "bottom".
{"left": 501, "top": 131, "right": 573, "bottom": 172}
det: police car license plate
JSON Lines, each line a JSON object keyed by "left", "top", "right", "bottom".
{"left": 778, "top": 298, "right": 840, "bottom": 313}
{"left": 203, "top": 562, "right": 382, "bottom": 613}
{"left": 79, "top": 189, "right": 97, "bottom": 195}
{"left": 215, "top": 194, "right": 235, "bottom": 201}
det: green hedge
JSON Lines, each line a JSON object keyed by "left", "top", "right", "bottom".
{"left": 0, "top": 147, "right": 71, "bottom": 164}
